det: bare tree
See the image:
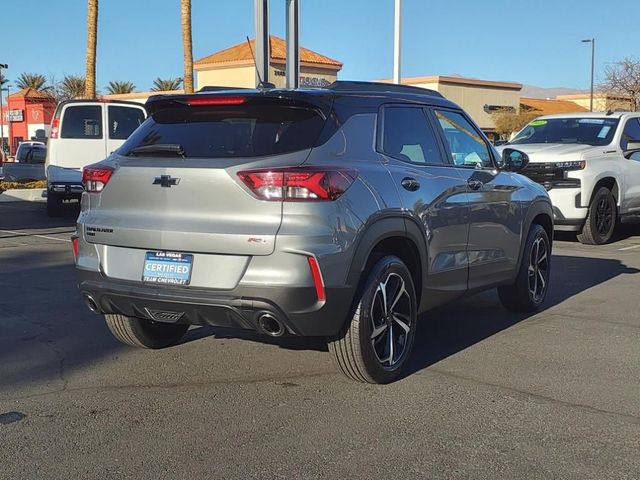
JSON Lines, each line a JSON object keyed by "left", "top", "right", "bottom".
{"left": 601, "top": 57, "right": 640, "bottom": 112}
{"left": 491, "top": 109, "right": 538, "bottom": 138}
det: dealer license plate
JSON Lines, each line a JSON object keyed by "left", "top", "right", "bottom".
{"left": 142, "top": 251, "right": 193, "bottom": 286}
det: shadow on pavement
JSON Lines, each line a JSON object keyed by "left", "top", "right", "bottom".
{"left": 404, "top": 254, "right": 640, "bottom": 378}
{"left": 0, "top": 201, "right": 78, "bottom": 231}
{"left": 554, "top": 223, "right": 640, "bottom": 244}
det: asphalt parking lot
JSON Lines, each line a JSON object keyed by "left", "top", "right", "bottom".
{"left": 0, "top": 202, "right": 638, "bottom": 480}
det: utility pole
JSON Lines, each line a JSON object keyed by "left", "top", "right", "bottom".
{"left": 581, "top": 38, "right": 595, "bottom": 111}
{"left": 254, "top": 0, "right": 270, "bottom": 87}
{"left": 0, "top": 63, "right": 8, "bottom": 160}
{"left": 393, "top": 0, "right": 401, "bottom": 84}
{"left": 285, "top": 0, "right": 300, "bottom": 89}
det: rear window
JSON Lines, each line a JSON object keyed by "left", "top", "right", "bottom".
{"left": 108, "top": 106, "right": 145, "bottom": 140}
{"left": 17, "top": 146, "right": 47, "bottom": 164}
{"left": 119, "top": 105, "right": 326, "bottom": 158}
{"left": 61, "top": 105, "right": 102, "bottom": 139}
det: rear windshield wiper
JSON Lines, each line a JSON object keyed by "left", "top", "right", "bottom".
{"left": 127, "top": 144, "right": 185, "bottom": 158}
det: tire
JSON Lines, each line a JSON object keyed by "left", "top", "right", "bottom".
{"left": 577, "top": 187, "right": 617, "bottom": 245}
{"left": 104, "top": 314, "right": 189, "bottom": 349}
{"left": 498, "top": 224, "right": 551, "bottom": 313}
{"left": 328, "top": 255, "right": 417, "bottom": 384}
{"left": 47, "top": 191, "right": 62, "bottom": 217}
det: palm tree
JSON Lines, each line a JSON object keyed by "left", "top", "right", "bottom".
{"left": 84, "top": 0, "right": 98, "bottom": 99}
{"left": 105, "top": 81, "right": 136, "bottom": 94}
{"left": 59, "top": 75, "right": 87, "bottom": 100}
{"left": 181, "top": 0, "right": 194, "bottom": 94}
{"left": 15, "top": 72, "right": 49, "bottom": 91}
{"left": 151, "top": 77, "right": 183, "bottom": 92}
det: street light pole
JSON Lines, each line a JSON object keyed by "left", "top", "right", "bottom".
{"left": 393, "top": 0, "right": 402, "bottom": 84}
{"left": 581, "top": 39, "right": 595, "bottom": 111}
{"left": 0, "top": 63, "right": 7, "bottom": 160}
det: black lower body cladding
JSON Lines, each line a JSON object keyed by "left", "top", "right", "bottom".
{"left": 77, "top": 270, "right": 354, "bottom": 337}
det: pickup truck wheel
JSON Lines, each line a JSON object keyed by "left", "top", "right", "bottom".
{"left": 46, "top": 191, "right": 62, "bottom": 217}
{"left": 577, "top": 187, "right": 617, "bottom": 245}
{"left": 104, "top": 314, "right": 189, "bottom": 349}
{"left": 328, "top": 255, "right": 417, "bottom": 384}
{"left": 498, "top": 224, "right": 551, "bottom": 312}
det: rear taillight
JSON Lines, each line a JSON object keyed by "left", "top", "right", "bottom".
{"left": 82, "top": 164, "right": 114, "bottom": 193}
{"left": 50, "top": 118, "right": 60, "bottom": 139}
{"left": 237, "top": 168, "right": 357, "bottom": 201}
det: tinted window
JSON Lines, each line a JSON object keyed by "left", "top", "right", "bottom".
{"left": 510, "top": 117, "right": 619, "bottom": 146}
{"left": 381, "top": 107, "right": 443, "bottom": 164}
{"left": 16, "top": 146, "right": 29, "bottom": 162}
{"left": 21, "top": 147, "right": 47, "bottom": 164}
{"left": 108, "top": 106, "right": 145, "bottom": 140}
{"left": 61, "top": 105, "right": 102, "bottom": 139}
{"left": 434, "top": 110, "right": 492, "bottom": 168}
{"left": 620, "top": 118, "right": 640, "bottom": 150}
{"left": 119, "top": 105, "right": 326, "bottom": 158}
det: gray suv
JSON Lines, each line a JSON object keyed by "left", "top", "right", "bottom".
{"left": 73, "top": 82, "right": 553, "bottom": 383}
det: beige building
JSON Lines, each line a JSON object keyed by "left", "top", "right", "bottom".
{"left": 556, "top": 93, "right": 634, "bottom": 112}
{"left": 193, "top": 35, "right": 342, "bottom": 89}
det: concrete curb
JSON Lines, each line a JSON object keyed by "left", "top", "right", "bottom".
{"left": 0, "top": 189, "right": 47, "bottom": 203}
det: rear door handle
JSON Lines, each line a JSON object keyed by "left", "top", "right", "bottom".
{"left": 467, "top": 179, "right": 484, "bottom": 190}
{"left": 401, "top": 177, "right": 420, "bottom": 191}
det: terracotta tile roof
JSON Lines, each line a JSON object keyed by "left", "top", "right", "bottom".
{"left": 194, "top": 35, "right": 342, "bottom": 70}
{"left": 7, "top": 87, "right": 55, "bottom": 101}
{"left": 520, "top": 97, "right": 588, "bottom": 115}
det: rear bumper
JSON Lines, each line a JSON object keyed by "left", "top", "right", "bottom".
{"left": 77, "top": 269, "right": 354, "bottom": 337}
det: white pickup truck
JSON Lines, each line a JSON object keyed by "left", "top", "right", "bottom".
{"left": 45, "top": 100, "right": 146, "bottom": 216}
{"left": 500, "top": 112, "right": 640, "bottom": 244}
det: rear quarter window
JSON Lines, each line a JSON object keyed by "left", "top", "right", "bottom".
{"left": 61, "top": 105, "right": 103, "bottom": 139}
{"left": 108, "top": 106, "right": 146, "bottom": 140}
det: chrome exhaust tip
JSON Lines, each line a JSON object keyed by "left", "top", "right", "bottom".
{"left": 82, "top": 293, "right": 101, "bottom": 314}
{"left": 257, "top": 313, "right": 285, "bottom": 337}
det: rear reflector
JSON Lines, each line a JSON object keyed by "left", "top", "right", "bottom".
{"left": 238, "top": 168, "right": 357, "bottom": 201}
{"left": 307, "top": 256, "right": 326, "bottom": 302}
{"left": 71, "top": 236, "right": 79, "bottom": 262}
{"left": 187, "top": 96, "right": 246, "bottom": 106}
{"left": 82, "top": 164, "right": 114, "bottom": 193}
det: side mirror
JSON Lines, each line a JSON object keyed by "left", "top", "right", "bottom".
{"left": 501, "top": 148, "right": 529, "bottom": 172}
{"left": 623, "top": 141, "right": 640, "bottom": 159}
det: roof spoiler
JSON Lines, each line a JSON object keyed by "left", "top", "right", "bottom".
{"left": 144, "top": 91, "right": 332, "bottom": 118}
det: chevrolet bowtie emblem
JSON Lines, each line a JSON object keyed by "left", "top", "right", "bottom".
{"left": 153, "top": 175, "right": 180, "bottom": 187}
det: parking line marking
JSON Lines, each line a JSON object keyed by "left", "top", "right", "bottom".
{"left": 0, "top": 229, "right": 71, "bottom": 243}
{"left": 618, "top": 244, "right": 640, "bottom": 251}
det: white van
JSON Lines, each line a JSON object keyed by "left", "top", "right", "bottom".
{"left": 45, "top": 100, "right": 146, "bottom": 216}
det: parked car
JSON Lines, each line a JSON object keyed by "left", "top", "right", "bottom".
{"left": 45, "top": 100, "right": 146, "bottom": 216}
{"left": 501, "top": 112, "right": 640, "bottom": 244}
{"left": 73, "top": 81, "right": 553, "bottom": 383}
{"left": 0, "top": 143, "right": 47, "bottom": 182}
